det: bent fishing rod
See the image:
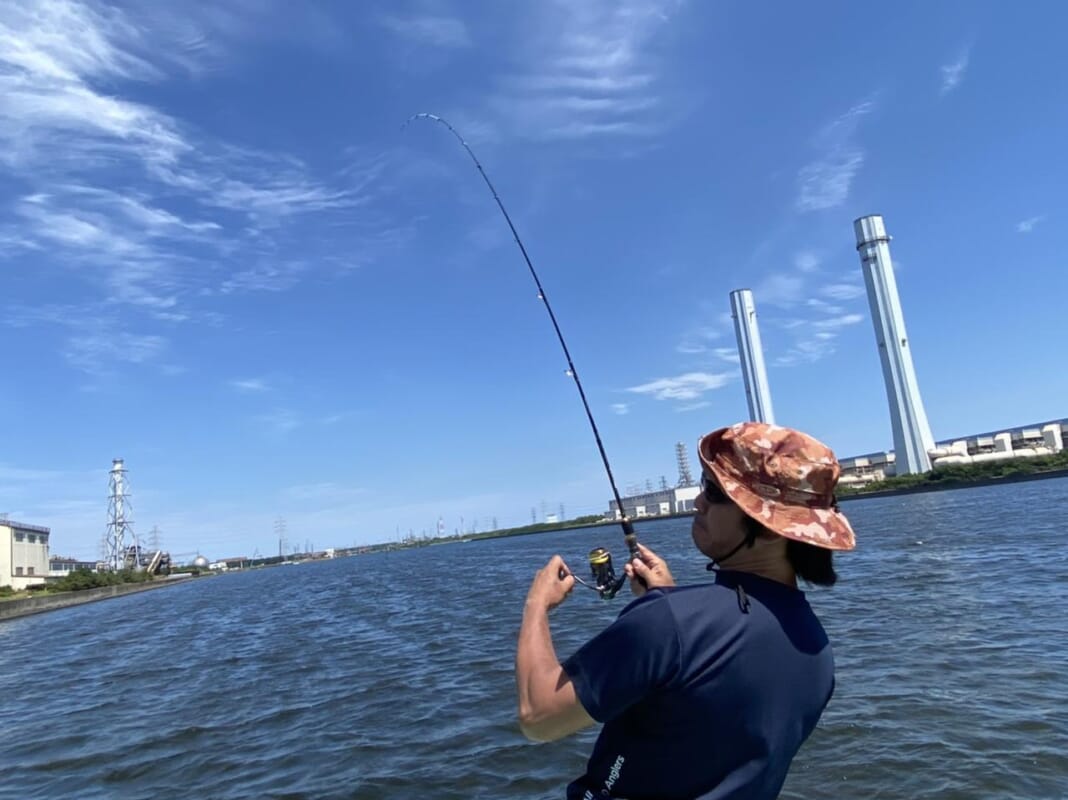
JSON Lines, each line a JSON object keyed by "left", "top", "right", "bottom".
{"left": 406, "top": 112, "right": 638, "bottom": 599}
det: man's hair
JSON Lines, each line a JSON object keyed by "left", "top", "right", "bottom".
{"left": 743, "top": 516, "right": 837, "bottom": 587}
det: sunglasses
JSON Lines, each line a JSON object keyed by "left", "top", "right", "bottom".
{"left": 700, "top": 474, "right": 731, "bottom": 504}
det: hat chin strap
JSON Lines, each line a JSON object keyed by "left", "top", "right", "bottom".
{"left": 705, "top": 527, "right": 758, "bottom": 571}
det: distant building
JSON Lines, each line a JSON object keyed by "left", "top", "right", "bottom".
{"left": 210, "top": 556, "right": 251, "bottom": 571}
{"left": 608, "top": 486, "right": 701, "bottom": 520}
{"left": 840, "top": 419, "right": 1067, "bottom": 486}
{"left": 1, "top": 520, "right": 51, "bottom": 590}
{"left": 49, "top": 556, "right": 99, "bottom": 576}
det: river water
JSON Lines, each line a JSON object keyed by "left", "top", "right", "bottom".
{"left": 2, "top": 478, "right": 1066, "bottom": 799}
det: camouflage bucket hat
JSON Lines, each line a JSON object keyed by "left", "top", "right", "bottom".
{"left": 698, "top": 422, "right": 856, "bottom": 551}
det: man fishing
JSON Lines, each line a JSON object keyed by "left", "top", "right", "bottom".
{"left": 515, "top": 422, "right": 857, "bottom": 800}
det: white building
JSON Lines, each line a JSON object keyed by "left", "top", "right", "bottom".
{"left": 608, "top": 486, "right": 701, "bottom": 520}
{"left": 1, "top": 520, "right": 51, "bottom": 590}
{"left": 50, "top": 556, "right": 99, "bottom": 576}
{"left": 840, "top": 419, "right": 1067, "bottom": 486}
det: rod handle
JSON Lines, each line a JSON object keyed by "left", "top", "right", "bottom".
{"left": 620, "top": 519, "right": 647, "bottom": 588}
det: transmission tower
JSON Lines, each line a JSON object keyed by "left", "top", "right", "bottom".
{"left": 275, "top": 517, "right": 287, "bottom": 558}
{"left": 148, "top": 525, "right": 161, "bottom": 552}
{"left": 676, "top": 442, "right": 695, "bottom": 487}
{"left": 103, "top": 459, "right": 134, "bottom": 571}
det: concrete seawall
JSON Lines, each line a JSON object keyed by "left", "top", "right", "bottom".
{"left": 0, "top": 576, "right": 195, "bottom": 622}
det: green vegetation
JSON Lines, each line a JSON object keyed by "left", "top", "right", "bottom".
{"left": 0, "top": 585, "right": 15, "bottom": 598}
{"left": 41, "top": 568, "right": 154, "bottom": 594}
{"left": 839, "top": 449, "right": 1068, "bottom": 496}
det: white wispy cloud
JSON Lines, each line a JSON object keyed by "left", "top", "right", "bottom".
{"left": 64, "top": 329, "right": 168, "bottom": 374}
{"left": 610, "top": 403, "right": 630, "bottom": 415}
{"left": 711, "top": 347, "right": 740, "bottom": 364}
{"left": 1016, "top": 215, "right": 1046, "bottom": 234}
{"left": 494, "top": 0, "right": 682, "bottom": 140}
{"left": 796, "top": 101, "right": 875, "bottom": 212}
{"left": 820, "top": 283, "right": 865, "bottom": 301}
{"left": 755, "top": 272, "right": 805, "bottom": 307}
{"left": 218, "top": 262, "right": 307, "bottom": 294}
{"left": 626, "top": 371, "right": 733, "bottom": 402}
{"left": 795, "top": 251, "right": 821, "bottom": 273}
{"left": 940, "top": 48, "right": 971, "bottom": 95}
{"left": 380, "top": 14, "right": 470, "bottom": 48}
{"left": 813, "top": 313, "right": 864, "bottom": 330}
{"left": 0, "top": 0, "right": 399, "bottom": 332}
{"left": 774, "top": 313, "right": 864, "bottom": 366}
{"left": 806, "top": 297, "right": 844, "bottom": 315}
{"left": 230, "top": 378, "right": 270, "bottom": 392}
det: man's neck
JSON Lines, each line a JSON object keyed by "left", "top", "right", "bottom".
{"left": 719, "top": 538, "right": 796, "bottom": 587}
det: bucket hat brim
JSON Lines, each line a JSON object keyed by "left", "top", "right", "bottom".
{"left": 699, "top": 426, "right": 856, "bottom": 551}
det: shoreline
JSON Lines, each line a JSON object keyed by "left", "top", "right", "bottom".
{"left": 837, "top": 466, "right": 1068, "bottom": 502}
{"left": 0, "top": 575, "right": 196, "bottom": 622}
{"left": 417, "top": 468, "right": 1068, "bottom": 545}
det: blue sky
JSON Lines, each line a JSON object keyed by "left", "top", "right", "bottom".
{"left": 2, "top": 0, "right": 1066, "bottom": 561}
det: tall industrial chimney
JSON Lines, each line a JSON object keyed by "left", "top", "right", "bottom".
{"left": 730, "top": 289, "right": 775, "bottom": 424}
{"left": 853, "top": 215, "right": 935, "bottom": 474}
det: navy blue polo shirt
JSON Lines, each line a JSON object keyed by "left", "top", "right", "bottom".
{"left": 562, "top": 571, "right": 835, "bottom": 800}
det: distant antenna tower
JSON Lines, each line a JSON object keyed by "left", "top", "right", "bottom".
{"left": 148, "top": 525, "right": 161, "bottom": 552}
{"left": 275, "top": 517, "right": 287, "bottom": 558}
{"left": 675, "top": 442, "right": 695, "bottom": 487}
{"left": 103, "top": 458, "right": 134, "bottom": 571}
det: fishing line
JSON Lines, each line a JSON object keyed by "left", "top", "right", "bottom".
{"left": 405, "top": 113, "right": 640, "bottom": 597}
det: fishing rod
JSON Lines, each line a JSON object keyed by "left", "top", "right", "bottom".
{"left": 406, "top": 112, "right": 639, "bottom": 600}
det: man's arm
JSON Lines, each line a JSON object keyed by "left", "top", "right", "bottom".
{"left": 515, "top": 556, "right": 596, "bottom": 743}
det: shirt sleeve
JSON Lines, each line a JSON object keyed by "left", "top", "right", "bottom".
{"left": 562, "top": 591, "right": 681, "bottom": 723}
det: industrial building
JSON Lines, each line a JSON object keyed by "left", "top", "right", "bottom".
{"left": 607, "top": 442, "right": 701, "bottom": 519}
{"left": 607, "top": 485, "right": 701, "bottom": 520}
{"left": 50, "top": 556, "right": 101, "bottom": 576}
{"left": 1, "top": 520, "right": 51, "bottom": 590}
{"left": 839, "top": 419, "right": 1067, "bottom": 486}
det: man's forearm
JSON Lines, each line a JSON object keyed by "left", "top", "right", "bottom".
{"left": 516, "top": 600, "right": 559, "bottom": 724}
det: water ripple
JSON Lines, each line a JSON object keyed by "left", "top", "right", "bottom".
{"left": 1, "top": 479, "right": 1067, "bottom": 799}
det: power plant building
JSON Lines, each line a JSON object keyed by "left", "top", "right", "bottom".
{"left": 608, "top": 485, "right": 701, "bottom": 520}
{"left": 854, "top": 215, "right": 935, "bottom": 474}
{"left": 1, "top": 520, "right": 51, "bottom": 591}
{"left": 840, "top": 419, "right": 1067, "bottom": 486}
